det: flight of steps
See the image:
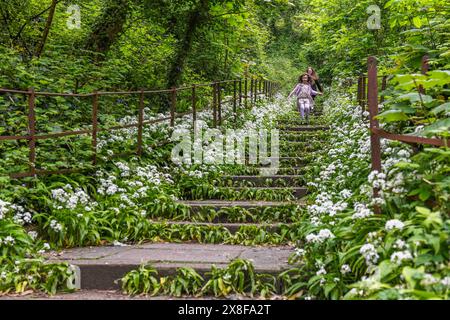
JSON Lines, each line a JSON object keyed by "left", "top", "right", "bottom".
{"left": 40, "top": 111, "right": 330, "bottom": 298}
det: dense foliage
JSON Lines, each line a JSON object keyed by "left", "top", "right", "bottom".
{"left": 0, "top": 0, "right": 449, "bottom": 299}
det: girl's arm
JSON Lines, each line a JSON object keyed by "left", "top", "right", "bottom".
{"left": 310, "top": 87, "right": 323, "bottom": 96}
{"left": 288, "top": 84, "right": 299, "bottom": 99}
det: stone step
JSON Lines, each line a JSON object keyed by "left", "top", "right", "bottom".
{"left": 44, "top": 243, "right": 294, "bottom": 290}
{"left": 151, "top": 220, "right": 290, "bottom": 234}
{"left": 280, "top": 126, "right": 330, "bottom": 132}
{"left": 226, "top": 175, "right": 304, "bottom": 186}
{"left": 178, "top": 200, "right": 305, "bottom": 211}
{"left": 230, "top": 187, "right": 308, "bottom": 199}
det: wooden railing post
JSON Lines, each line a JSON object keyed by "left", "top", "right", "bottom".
{"left": 239, "top": 79, "right": 242, "bottom": 107}
{"left": 250, "top": 78, "right": 254, "bottom": 108}
{"left": 361, "top": 75, "right": 367, "bottom": 112}
{"left": 259, "top": 79, "right": 262, "bottom": 100}
{"left": 244, "top": 77, "right": 248, "bottom": 109}
{"left": 357, "top": 75, "right": 362, "bottom": 108}
{"left": 213, "top": 82, "right": 217, "bottom": 127}
{"left": 254, "top": 79, "right": 258, "bottom": 104}
{"left": 28, "top": 88, "right": 36, "bottom": 176}
{"left": 218, "top": 82, "right": 222, "bottom": 126}
{"left": 233, "top": 80, "right": 237, "bottom": 122}
{"left": 368, "top": 56, "right": 382, "bottom": 214}
{"left": 137, "top": 89, "right": 144, "bottom": 156}
{"left": 192, "top": 85, "right": 197, "bottom": 125}
{"left": 170, "top": 88, "right": 176, "bottom": 127}
{"left": 92, "top": 91, "right": 99, "bottom": 166}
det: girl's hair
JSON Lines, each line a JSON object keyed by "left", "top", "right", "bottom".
{"left": 307, "top": 67, "right": 319, "bottom": 80}
{"left": 298, "top": 73, "right": 311, "bottom": 83}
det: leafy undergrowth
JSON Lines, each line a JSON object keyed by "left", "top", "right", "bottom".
{"left": 284, "top": 85, "right": 449, "bottom": 300}
{"left": 121, "top": 259, "right": 280, "bottom": 299}
{"left": 0, "top": 97, "right": 298, "bottom": 295}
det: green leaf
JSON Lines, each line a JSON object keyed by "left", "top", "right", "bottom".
{"left": 376, "top": 110, "right": 409, "bottom": 122}
{"left": 415, "top": 206, "right": 431, "bottom": 215}
{"left": 431, "top": 102, "right": 450, "bottom": 115}
{"left": 397, "top": 93, "right": 433, "bottom": 104}
{"left": 412, "top": 17, "right": 422, "bottom": 28}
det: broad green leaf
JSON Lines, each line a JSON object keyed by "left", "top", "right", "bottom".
{"left": 376, "top": 110, "right": 409, "bottom": 122}
{"left": 431, "top": 102, "right": 450, "bottom": 115}
{"left": 415, "top": 206, "right": 431, "bottom": 215}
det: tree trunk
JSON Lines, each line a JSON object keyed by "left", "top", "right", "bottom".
{"left": 166, "top": 0, "right": 210, "bottom": 89}
{"left": 84, "top": 0, "right": 130, "bottom": 60}
{"left": 35, "top": 0, "right": 58, "bottom": 57}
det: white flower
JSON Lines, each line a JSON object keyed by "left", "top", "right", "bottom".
{"left": 28, "top": 231, "right": 38, "bottom": 240}
{"left": 385, "top": 219, "right": 405, "bottom": 231}
{"left": 340, "top": 189, "right": 352, "bottom": 199}
{"left": 341, "top": 264, "right": 351, "bottom": 274}
{"left": 50, "top": 220, "right": 63, "bottom": 232}
{"left": 393, "top": 239, "right": 406, "bottom": 250}
{"left": 360, "top": 243, "right": 379, "bottom": 266}
{"left": 352, "top": 203, "right": 373, "bottom": 220}
{"left": 295, "top": 248, "right": 306, "bottom": 257}
{"left": 441, "top": 277, "right": 450, "bottom": 287}
{"left": 390, "top": 250, "right": 413, "bottom": 264}
{"left": 316, "top": 267, "right": 327, "bottom": 276}
{"left": 306, "top": 229, "right": 335, "bottom": 244}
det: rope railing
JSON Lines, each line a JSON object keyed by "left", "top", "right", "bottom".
{"left": 0, "top": 77, "right": 280, "bottom": 179}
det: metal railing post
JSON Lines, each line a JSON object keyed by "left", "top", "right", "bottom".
{"left": 28, "top": 88, "right": 36, "bottom": 176}
{"left": 137, "top": 89, "right": 144, "bottom": 156}
{"left": 92, "top": 91, "right": 99, "bottom": 165}
{"left": 368, "top": 56, "right": 382, "bottom": 214}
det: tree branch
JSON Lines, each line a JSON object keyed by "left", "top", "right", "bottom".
{"left": 14, "top": 0, "right": 64, "bottom": 41}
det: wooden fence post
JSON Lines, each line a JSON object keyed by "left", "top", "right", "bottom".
{"left": 170, "top": 88, "right": 176, "bottom": 127}
{"left": 233, "top": 80, "right": 237, "bottom": 122}
{"left": 218, "top": 82, "right": 222, "bottom": 126}
{"left": 213, "top": 82, "right": 217, "bottom": 128}
{"left": 250, "top": 78, "right": 254, "bottom": 108}
{"left": 254, "top": 79, "right": 258, "bottom": 105}
{"left": 244, "top": 77, "right": 248, "bottom": 109}
{"left": 368, "top": 56, "right": 382, "bottom": 214}
{"left": 192, "top": 85, "right": 197, "bottom": 125}
{"left": 137, "top": 90, "right": 144, "bottom": 156}
{"left": 239, "top": 79, "right": 242, "bottom": 107}
{"left": 28, "top": 88, "right": 36, "bottom": 176}
{"left": 92, "top": 91, "right": 99, "bottom": 165}
{"left": 357, "top": 75, "right": 362, "bottom": 108}
{"left": 362, "top": 75, "right": 367, "bottom": 110}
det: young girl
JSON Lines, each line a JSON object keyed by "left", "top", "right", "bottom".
{"left": 306, "top": 67, "right": 323, "bottom": 100}
{"left": 288, "top": 74, "right": 323, "bottom": 121}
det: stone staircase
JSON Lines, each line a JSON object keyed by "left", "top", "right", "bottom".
{"left": 39, "top": 111, "right": 330, "bottom": 298}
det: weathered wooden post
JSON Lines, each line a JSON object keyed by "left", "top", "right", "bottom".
{"left": 92, "top": 91, "right": 99, "bottom": 165}
{"left": 368, "top": 56, "right": 382, "bottom": 214}
{"left": 192, "top": 85, "right": 197, "bottom": 125}
{"left": 233, "top": 80, "right": 237, "bottom": 122}
{"left": 137, "top": 90, "right": 144, "bottom": 156}
{"left": 239, "top": 79, "right": 242, "bottom": 108}
{"left": 213, "top": 82, "right": 217, "bottom": 128}
{"left": 170, "top": 88, "right": 176, "bottom": 127}
{"left": 28, "top": 88, "right": 36, "bottom": 176}
{"left": 218, "top": 82, "right": 222, "bottom": 126}
{"left": 244, "top": 77, "right": 248, "bottom": 109}
{"left": 250, "top": 78, "right": 254, "bottom": 108}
